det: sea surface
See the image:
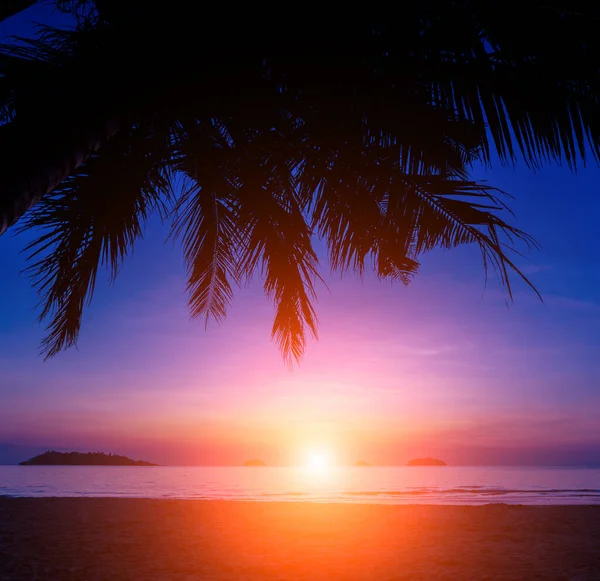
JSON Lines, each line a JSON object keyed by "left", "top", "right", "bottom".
{"left": 1, "top": 466, "right": 600, "bottom": 505}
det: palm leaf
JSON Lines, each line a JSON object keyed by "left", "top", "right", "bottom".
{"left": 206, "top": 119, "right": 321, "bottom": 364}
{"left": 171, "top": 120, "right": 241, "bottom": 326}
{"left": 3, "top": 2, "right": 572, "bottom": 362}
{"left": 19, "top": 126, "right": 171, "bottom": 358}
{"left": 408, "top": 1, "right": 600, "bottom": 168}
{"left": 0, "top": 1, "right": 36, "bottom": 23}
{"left": 0, "top": 25, "right": 124, "bottom": 235}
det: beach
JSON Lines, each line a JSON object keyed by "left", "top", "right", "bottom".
{"left": 1, "top": 499, "right": 600, "bottom": 580}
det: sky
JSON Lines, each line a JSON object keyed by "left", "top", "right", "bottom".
{"left": 1, "top": 6, "right": 600, "bottom": 466}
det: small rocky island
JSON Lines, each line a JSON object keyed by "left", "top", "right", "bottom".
{"left": 355, "top": 460, "right": 370, "bottom": 466}
{"left": 19, "top": 451, "right": 157, "bottom": 466}
{"left": 243, "top": 459, "right": 266, "bottom": 467}
{"left": 407, "top": 457, "right": 447, "bottom": 466}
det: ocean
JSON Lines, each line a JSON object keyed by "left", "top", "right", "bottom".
{"left": 1, "top": 465, "right": 600, "bottom": 504}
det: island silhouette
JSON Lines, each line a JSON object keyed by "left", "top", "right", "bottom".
{"left": 407, "top": 458, "right": 447, "bottom": 466}
{"left": 243, "top": 459, "right": 266, "bottom": 467}
{"left": 19, "top": 451, "right": 157, "bottom": 466}
{"left": 355, "top": 460, "right": 371, "bottom": 466}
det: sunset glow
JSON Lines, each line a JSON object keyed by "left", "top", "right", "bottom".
{"left": 1, "top": 129, "right": 600, "bottom": 469}
{"left": 304, "top": 449, "right": 333, "bottom": 472}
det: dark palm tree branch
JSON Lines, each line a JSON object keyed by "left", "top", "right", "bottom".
{"left": 0, "top": 0, "right": 36, "bottom": 23}
{"left": 18, "top": 127, "right": 172, "bottom": 358}
{"left": 398, "top": 174, "right": 540, "bottom": 299}
{"left": 5, "top": 1, "right": 588, "bottom": 362}
{"left": 229, "top": 132, "right": 321, "bottom": 364}
{"left": 171, "top": 122, "right": 242, "bottom": 326}
{"left": 0, "top": 27, "right": 125, "bottom": 234}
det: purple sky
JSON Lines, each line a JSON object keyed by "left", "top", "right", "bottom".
{"left": 1, "top": 6, "right": 600, "bottom": 465}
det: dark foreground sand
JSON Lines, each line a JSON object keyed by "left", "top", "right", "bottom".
{"left": 1, "top": 499, "right": 600, "bottom": 580}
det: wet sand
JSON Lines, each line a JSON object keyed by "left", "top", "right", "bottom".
{"left": 1, "top": 498, "right": 600, "bottom": 580}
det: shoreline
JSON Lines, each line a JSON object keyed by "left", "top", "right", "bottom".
{"left": 2, "top": 492, "right": 600, "bottom": 505}
{"left": 2, "top": 499, "right": 600, "bottom": 579}
{"left": 2, "top": 494, "right": 600, "bottom": 506}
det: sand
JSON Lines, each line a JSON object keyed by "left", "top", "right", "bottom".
{"left": 1, "top": 499, "right": 600, "bottom": 580}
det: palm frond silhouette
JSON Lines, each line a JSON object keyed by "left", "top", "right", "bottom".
{"left": 3, "top": 1, "right": 595, "bottom": 361}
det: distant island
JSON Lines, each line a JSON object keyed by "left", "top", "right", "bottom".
{"left": 355, "top": 460, "right": 370, "bottom": 466}
{"left": 407, "top": 458, "right": 447, "bottom": 466}
{"left": 19, "top": 451, "right": 158, "bottom": 466}
{"left": 243, "top": 459, "right": 266, "bottom": 467}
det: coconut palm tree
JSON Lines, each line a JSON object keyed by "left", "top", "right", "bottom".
{"left": 2, "top": 1, "right": 598, "bottom": 362}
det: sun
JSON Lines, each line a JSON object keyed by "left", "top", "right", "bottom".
{"left": 305, "top": 449, "right": 332, "bottom": 471}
